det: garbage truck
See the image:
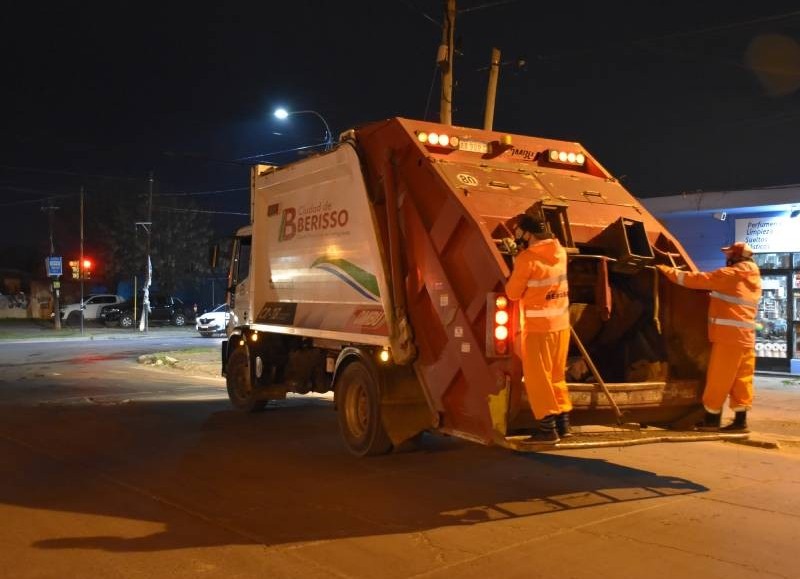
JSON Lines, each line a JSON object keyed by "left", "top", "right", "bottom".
{"left": 220, "top": 117, "right": 747, "bottom": 456}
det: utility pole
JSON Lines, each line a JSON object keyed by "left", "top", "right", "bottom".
{"left": 483, "top": 47, "right": 501, "bottom": 130}
{"left": 41, "top": 199, "right": 61, "bottom": 330}
{"left": 139, "top": 171, "right": 154, "bottom": 333}
{"left": 79, "top": 186, "right": 85, "bottom": 336}
{"left": 438, "top": 0, "right": 456, "bottom": 125}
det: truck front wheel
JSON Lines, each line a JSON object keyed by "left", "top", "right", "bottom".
{"left": 337, "top": 360, "right": 392, "bottom": 457}
{"left": 226, "top": 346, "right": 266, "bottom": 412}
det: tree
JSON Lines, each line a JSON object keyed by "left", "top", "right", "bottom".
{"left": 150, "top": 199, "right": 214, "bottom": 293}
{"left": 100, "top": 191, "right": 214, "bottom": 295}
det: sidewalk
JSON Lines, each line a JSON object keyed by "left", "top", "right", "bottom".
{"left": 742, "top": 373, "right": 800, "bottom": 451}
{"left": 0, "top": 318, "right": 198, "bottom": 342}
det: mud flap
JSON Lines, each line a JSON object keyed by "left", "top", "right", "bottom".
{"left": 379, "top": 365, "right": 436, "bottom": 447}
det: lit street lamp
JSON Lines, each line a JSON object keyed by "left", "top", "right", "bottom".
{"left": 273, "top": 108, "right": 333, "bottom": 150}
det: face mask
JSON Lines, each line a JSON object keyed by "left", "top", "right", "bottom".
{"left": 514, "top": 228, "right": 529, "bottom": 249}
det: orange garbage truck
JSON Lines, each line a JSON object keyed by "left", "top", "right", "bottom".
{"left": 221, "top": 117, "right": 747, "bottom": 456}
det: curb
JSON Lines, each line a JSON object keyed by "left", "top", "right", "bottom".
{"left": 726, "top": 437, "right": 781, "bottom": 450}
{"left": 0, "top": 330, "right": 199, "bottom": 345}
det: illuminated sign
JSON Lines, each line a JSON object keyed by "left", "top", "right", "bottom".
{"left": 735, "top": 216, "right": 800, "bottom": 253}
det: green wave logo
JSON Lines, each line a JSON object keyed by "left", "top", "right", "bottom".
{"left": 310, "top": 256, "right": 380, "bottom": 302}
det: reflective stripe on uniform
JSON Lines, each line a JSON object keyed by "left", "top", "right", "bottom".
{"left": 708, "top": 316, "right": 757, "bottom": 329}
{"left": 709, "top": 291, "right": 759, "bottom": 308}
{"left": 526, "top": 305, "right": 569, "bottom": 318}
{"left": 527, "top": 274, "right": 567, "bottom": 287}
{"left": 676, "top": 271, "right": 686, "bottom": 286}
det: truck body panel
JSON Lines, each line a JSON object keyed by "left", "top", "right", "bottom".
{"left": 248, "top": 146, "right": 391, "bottom": 346}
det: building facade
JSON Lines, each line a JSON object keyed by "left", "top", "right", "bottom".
{"left": 644, "top": 186, "right": 800, "bottom": 374}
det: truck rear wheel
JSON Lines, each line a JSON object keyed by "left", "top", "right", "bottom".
{"left": 337, "top": 360, "right": 392, "bottom": 457}
{"left": 226, "top": 345, "right": 267, "bottom": 412}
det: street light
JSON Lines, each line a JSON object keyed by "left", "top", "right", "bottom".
{"left": 273, "top": 108, "right": 333, "bottom": 150}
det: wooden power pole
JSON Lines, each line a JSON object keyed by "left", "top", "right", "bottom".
{"left": 483, "top": 47, "right": 501, "bottom": 130}
{"left": 439, "top": 0, "right": 456, "bottom": 125}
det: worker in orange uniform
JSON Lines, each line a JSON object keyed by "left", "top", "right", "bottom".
{"left": 505, "top": 213, "right": 572, "bottom": 444}
{"left": 656, "top": 242, "right": 762, "bottom": 432}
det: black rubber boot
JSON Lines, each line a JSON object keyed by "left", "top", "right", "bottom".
{"left": 526, "top": 415, "right": 560, "bottom": 444}
{"left": 696, "top": 411, "right": 721, "bottom": 432}
{"left": 721, "top": 411, "right": 749, "bottom": 433}
{"left": 556, "top": 412, "right": 573, "bottom": 438}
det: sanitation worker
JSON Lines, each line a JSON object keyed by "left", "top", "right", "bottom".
{"left": 505, "top": 213, "right": 572, "bottom": 444}
{"left": 656, "top": 241, "right": 762, "bottom": 432}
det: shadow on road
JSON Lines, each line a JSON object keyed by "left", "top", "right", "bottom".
{"left": 0, "top": 397, "right": 707, "bottom": 553}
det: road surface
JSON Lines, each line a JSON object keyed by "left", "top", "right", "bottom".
{"left": 0, "top": 338, "right": 797, "bottom": 578}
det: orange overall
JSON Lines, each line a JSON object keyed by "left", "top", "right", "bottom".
{"left": 506, "top": 238, "right": 572, "bottom": 420}
{"left": 658, "top": 261, "right": 762, "bottom": 413}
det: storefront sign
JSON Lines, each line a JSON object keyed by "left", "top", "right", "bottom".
{"left": 45, "top": 256, "right": 62, "bottom": 277}
{"left": 735, "top": 216, "right": 800, "bottom": 252}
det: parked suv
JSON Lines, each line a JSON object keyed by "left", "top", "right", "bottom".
{"left": 100, "top": 294, "right": 193, "bottom": 328}
{"left": 57, "top": 294, "right": 125, "bottom": 325}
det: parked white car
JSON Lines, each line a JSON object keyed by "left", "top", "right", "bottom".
{"left": 195, "top": 304, "right": 231, "bottom": 337}
{"left": 58, "top": 294, "right": 125, "bottom": 325}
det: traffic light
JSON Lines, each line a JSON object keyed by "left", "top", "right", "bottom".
{"left": 82, "top": 258, "right": 93, "bottom": 279}
{"left": 69, "top": 260, "right": 80, "bottom": 280}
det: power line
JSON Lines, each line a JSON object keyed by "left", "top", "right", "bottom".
{"left": 639, "top": 9, "right": 800, "bottom": 43}
{"left": 234, "top": 142, "right": 327, "bottom": 162}
{"left": 158, "top": 187, "right": 248, "bottom": 197}
{"left": 0, "top": 184, "right": 71, "bottom": 196}
{"left": 1, "top": 182, "right": 249, "bottom": 202}
{"left": 155, "top": 206, "right": 248, "bottom": 216}
{"left": 0, "top": 190, "right": 75, "bottom": 207}
{"left": 397, "top": 0, "right": 441, "bottom": 27}
{"left": 0, "top": 164, "right": 141, "bottom": 181}
{"left": 423, "top": 60, "right": 439, "bottom": 121}
{"left": 535, "top": 9, "right": 800, "bottom": 63}
{"left": 458, "top": 0, "right": 523, "bottom": 14}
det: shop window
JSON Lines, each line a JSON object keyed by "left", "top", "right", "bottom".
{"left": 756, "top": 275, "right": 789, "bottom": 359}
{"left": 794, "top": 253, "right": 800, "bottom": 269}
{"left": 755, "top": 252, "right": 791, "bottom": 270}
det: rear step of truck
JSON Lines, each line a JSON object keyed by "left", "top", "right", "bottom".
{"left": 502, "top": 427, "right": 749, "bottom": 451}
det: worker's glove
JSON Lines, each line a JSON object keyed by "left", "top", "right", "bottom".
{"left": 656, "top": 264, "right": 673, "bottom": 275}
{"left": 501, "top": 237, "right": 518, "bottom": 256}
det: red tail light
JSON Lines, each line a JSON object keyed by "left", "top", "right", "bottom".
{"left": 486, "top": 293, "right": 511, "bottom": 357}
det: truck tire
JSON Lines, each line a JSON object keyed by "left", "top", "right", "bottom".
{"left": 226, "top": 345, "right": 267, "bottom": 412}
{"left": 173, "top": 313, "right": 186, "bottom": 326}
{"left": 119, "top": 313, "right": 134, "bottom": 328}
{"left": 337, "top": 360, "right": 392, "bottom": 457}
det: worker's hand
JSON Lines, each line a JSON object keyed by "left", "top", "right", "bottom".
{"left": 656, "top": 264, "right": 673, "bottom": 275}
{"left": 501, "top": 237, "right": 518, "bottom": 256}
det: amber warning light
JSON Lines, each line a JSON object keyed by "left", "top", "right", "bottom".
{"left": 546, "top": 149, "right": 586, "bottom": 167}
{"left": 416, "top": 131, "right": 490, "bottom": 154}
{"left": 417, "top": 131, "right": 459, "bottom": 149}
{"left": 487, "top": 293, "right": 511, "bottom": 357}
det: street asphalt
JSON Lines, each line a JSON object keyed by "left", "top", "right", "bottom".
{"left": 2, "top": 318, "right": 799, "bottom": 452}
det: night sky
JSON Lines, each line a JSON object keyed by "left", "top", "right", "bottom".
{"left": 3, "top": 1, "right": 800, "bottom": 266}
